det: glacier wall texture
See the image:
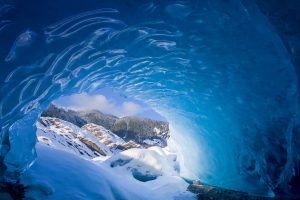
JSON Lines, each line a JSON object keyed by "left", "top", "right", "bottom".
{"left": 0, "top": 0, "right": 299, "bottom": 197}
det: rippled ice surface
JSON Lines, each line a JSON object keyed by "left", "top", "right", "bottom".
{"left": 0, "top": 0, "right": 299, "bottom": 197}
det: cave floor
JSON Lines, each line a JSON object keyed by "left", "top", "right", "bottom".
{"left": 1, "top": 181, "right": 300, "bottom": 200}
{"left": 188, "top": 183, "right": 299, "bottom": 200}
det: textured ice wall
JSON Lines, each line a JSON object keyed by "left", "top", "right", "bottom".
{"left": 0, "top": 0, "right": 299, "bottom": 196}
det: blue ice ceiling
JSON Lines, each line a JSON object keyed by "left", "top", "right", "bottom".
{"left": 0, "top": 0, "right": 300, "bottom": 197}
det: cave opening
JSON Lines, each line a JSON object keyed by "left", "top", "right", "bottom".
{"left": 5, "top": 88, "right": 199, "bottom": 199}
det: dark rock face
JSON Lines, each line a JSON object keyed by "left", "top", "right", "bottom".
{"left": 188, "top": 183, "right": 300, "bottom": 200}
{"left": 0, "top": 181, "right": 28, "bottom": 200}
{"left": 41, "top": 104, "right": 170, "bottom": 148}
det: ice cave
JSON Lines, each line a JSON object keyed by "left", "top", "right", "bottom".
{"left": 1, "top": 0, "right": 300, "bottom": 199}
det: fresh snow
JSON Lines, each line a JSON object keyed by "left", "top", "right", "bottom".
{"left": 29, "top": 117, "right": 195, "bottom": 199}
{"left": 104, "top": 147, "right": 178, "bottom": 177}
{"left": 21, "top": 144, "right": 195, "bottom": 200}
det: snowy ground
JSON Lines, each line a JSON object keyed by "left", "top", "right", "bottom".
{"left": 21, "top": 118, "right": 196, "bottom": 200}
{"left": 20, "top": 144, "right": 195, "bottom": 200}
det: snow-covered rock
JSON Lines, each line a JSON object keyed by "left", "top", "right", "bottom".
{"left": 37, "top": 117, "right": 144, "bottom": 157}
{"left": 36, "top": 117, "right": 112, "bottom": 159}
{"left": 82, "top": 123, "right": 141, "bottom": 151}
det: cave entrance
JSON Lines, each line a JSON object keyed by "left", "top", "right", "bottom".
{"left": 36, "top": 87, "right": 171, "bottom": 156}
{"left": 14, "top": 88, "right": 197, "bottom": 199}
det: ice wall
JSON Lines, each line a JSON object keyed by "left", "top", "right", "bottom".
{"left": 0, "top": 0, "right": 299, "bottom": 196}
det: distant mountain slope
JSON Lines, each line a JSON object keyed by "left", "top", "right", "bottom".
{"left": 41, "top": 104, "right": 86, "bottom": 127}
{"left": 112, "top": 116, "right": 169, "bottom": 147}
{"left": 41, "top": 104, "right": 117, "bottom": 129}
{"left": 41, "top": 104, "right": 170, "bottom": 148}
{"left": 78, "top": 110, "right": 117, "bottom": 130}
{"left": 37, "top": 117, "right": 143, "bottom": 159}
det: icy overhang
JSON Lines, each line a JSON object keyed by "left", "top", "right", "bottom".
{"left": 0, "top": 0, "right": 299, "bottom": 197}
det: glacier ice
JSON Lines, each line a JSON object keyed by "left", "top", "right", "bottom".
{"left": 0, "top": 0, "right": 300, "bottom": 197}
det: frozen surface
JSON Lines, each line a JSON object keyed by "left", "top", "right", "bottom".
{"left": 0, "top": 0, "right": 299, "bottom": 197}
{"left": 32, "top": 116, "right": 194, "bottom": 199}
{"left": 21, "top": 144, "right": 194, "bottom": 200}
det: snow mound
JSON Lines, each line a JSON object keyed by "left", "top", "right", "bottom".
{"left": 105, "top": 147, "right": 179, "bottom": 180}
{"left": 21, "top": 144, "right": 141, "bottom": 200}
{"left": 21, "top": 144, "right": 195, "bottom": 200}
{"left": 33, "top": 117, "right": 194, "bottom": 199}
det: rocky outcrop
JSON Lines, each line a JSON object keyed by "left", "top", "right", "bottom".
{"left": 37, "top": 117, "right": 144, "bottom": 159}
{"left": 36, "top": 117, "right": 112, "bottom": 159}
{"left": 78, "top": 136, "right": 107, "bottom": 156}
{"left": 82, "top": 123, "right": 141, "bottom": 151}
{"left": 187, "top": 182, "right": 299, "bottom": 200}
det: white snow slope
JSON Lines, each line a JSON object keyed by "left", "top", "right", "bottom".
{"left": 21, "top": 117, "right": 196, "bottom": 200}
